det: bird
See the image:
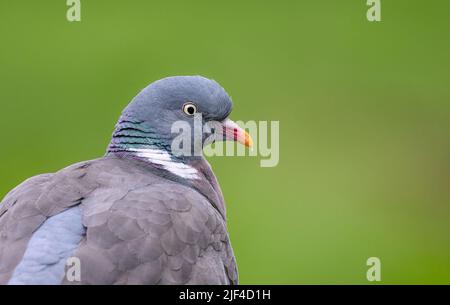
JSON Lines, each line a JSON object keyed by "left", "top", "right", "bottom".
{"left": 0, "top": 76, "right": 252, "bottom": 285}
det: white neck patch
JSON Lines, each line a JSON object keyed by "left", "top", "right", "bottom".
{"left": 128, "top": 148, "right": 199, "bottom": 180}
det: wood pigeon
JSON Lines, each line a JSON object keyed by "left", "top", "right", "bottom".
{"left": 0, "top": 76, "right": 252, "bottom": 285}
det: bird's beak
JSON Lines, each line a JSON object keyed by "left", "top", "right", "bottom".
{"left": 221, "top": 118, "right": 253, "bottom": 148}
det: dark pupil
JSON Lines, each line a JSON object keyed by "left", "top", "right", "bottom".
{"left": 187, "top": 106, "right": 195, "bottom": 114}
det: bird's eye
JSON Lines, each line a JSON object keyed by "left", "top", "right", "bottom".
{"left": 182, "top": 102, "right": 197, "bottom": 116}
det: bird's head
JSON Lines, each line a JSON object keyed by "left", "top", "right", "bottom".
{"left": 108, "top": 76, "right": 252, "bottom": 166}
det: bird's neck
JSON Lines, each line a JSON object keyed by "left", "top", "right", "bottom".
{"left": 107, "top": 117, "right": 169, "bottom": 152}
{"left": 107, "top": 118, "right": 200, "bottom": 180}
{"left": 107, "top": 117, "right": 227, "bottom": 219}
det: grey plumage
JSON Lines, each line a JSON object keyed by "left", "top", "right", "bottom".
{"left": 1, "top": 156, "right": 237, "bottom": 284}
{"left": 0, "top": 76, "right": 245, "bottom": 285}
{"left": 9, "top": 206, "right": 85, "bottom": 284}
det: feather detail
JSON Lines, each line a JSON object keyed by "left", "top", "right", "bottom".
{"left": 127, "top": 148, "right": 199, "bottom": 180}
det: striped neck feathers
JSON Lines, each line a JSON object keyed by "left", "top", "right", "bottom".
{"left": 108, "top": 119, "right": 199, "bottom": 180}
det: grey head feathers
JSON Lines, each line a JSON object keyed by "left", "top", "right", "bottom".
{"left": 108, "top": 76, "right": 232, "bottom": 154}
{"left": 107, "top": 76, "right": 234, "bottom": 180}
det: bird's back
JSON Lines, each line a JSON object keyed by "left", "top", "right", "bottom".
{"left": 0, "top": 156, "right": 238, "bottom": 284}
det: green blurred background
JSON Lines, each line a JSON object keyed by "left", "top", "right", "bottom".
{"left": 1, "top": 0, "right": 449, "bottom": 284}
